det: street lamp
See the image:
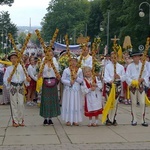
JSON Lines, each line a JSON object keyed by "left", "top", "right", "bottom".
{"left": 139, "top": 1, "right": 150, "bottom": 25}
{"left": 99, "top": 22, "right": 104, "bottom": 32}
{"left": 99, "top": 11, "right": 110, "bottom": 51}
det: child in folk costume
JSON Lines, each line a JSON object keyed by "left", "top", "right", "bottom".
{"left": 39, "top": 50, "right": 60, "bottom": 126}
{"left": 126, "top": 51, "right": 149, "bottom": 127}
{"left": 61, "top": 56, "right": 84, "bottom": 126}
{"left": 81, "top": 66, "right": 103, "bottom": 127}
{"left": 26, "top": 56, "right": 37, "bottom": 106}
{"left": 103, "top": 52, "right": 126, "bottom": 126}
{"left": 3, "top": 52, "right": 30, "bottom": 127}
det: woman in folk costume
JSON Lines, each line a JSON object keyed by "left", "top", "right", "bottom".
{"left": 126, "top": 50, "right": 149, "bottom": 127}
{"left": 103, "top": 52, "right": 126, "bottom": 126}
{"left": 61, "top": 56, "right": 84, "bottom": 126}
{"left": 39, "top": 50, "right": 60, "bottom": 125}
{"left": 81, "top": 66, "right": 103, "bottom": 127}
{"left": 3, "top": 52, "right": 30, "bottom": 127}
{"left": 26, "top": 56, "right": 37, "bottom": 106}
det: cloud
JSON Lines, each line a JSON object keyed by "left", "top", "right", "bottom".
{"left": 0, "top": 0, "right": 50, "bottom": 26}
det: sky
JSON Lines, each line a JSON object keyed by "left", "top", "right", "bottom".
{"left": 0, "top": 0, "right": 50, "bottom": 26}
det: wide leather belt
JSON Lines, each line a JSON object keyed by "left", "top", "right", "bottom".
{"left": 10, "top": 82, "right": 24, "bottom": 86}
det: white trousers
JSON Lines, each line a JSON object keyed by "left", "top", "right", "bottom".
{"left": 9, "top": 84, "right": 25, "bottom": 124}
{"left": 106, "top": 82, "right": 121, "bottom": 123}
{"left": 130, "top": 88, "right": 146, "bottom": 123}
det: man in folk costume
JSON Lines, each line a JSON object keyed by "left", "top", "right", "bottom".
{"left": 3, "top": 52, "right": 30, "bottom": 127}
{"left": 78, "top": 44, "right": 92, "bottom": 68}
{"left": 126, "top": 50, "right": 149, "bottom": 127}
{"left": 101, "top": 53, "right": 111, "bottom": 98}
{"left": 104, "top": 52, "right": 126, "bottom": 125}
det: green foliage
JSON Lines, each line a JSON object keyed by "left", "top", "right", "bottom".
{"left": 0, "top": 0, "right": 14, "bottom": 6}
{"left": 41, "top": 0, "right": 150, "bottom": 54}
{"left": 30, "top": 33, "right": 40, "bottom": 47}
{"left": 41, "top": 0, "right": 90, "bottom": 44}
{"left": 17, "top": 32, "right": 26, "bottom": 46}
{"left": 0, "top": 11, "right": 18, "bottom": 54}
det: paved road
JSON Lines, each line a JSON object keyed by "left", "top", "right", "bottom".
{"left": 0, "top": 97, "right": 150, "bottom": 150}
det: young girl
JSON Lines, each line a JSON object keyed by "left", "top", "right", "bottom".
{"left": 3, "top": 52, "right": 30, "bottom": 127}
{"left": 40, "top": 51, "right": 60, "bottom": 125}
{"left": 27, "top": 56, "right": 37, "bottom": 106}
{"left": 61, "top": 56, "right": 83, "bottom": 126}
{"left": 81, "top": 66, "right": 103, "bottom": 127}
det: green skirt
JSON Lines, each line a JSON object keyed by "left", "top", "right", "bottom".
{"left": 40, "top": 81, "right": 61, "bottom": 118}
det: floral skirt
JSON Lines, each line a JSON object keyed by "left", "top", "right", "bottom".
{"left": 40, "top": 80, "right": 61, "bottom": 118}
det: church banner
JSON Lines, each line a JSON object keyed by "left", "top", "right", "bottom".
{"left": 54, "top": 42, "right": 81, "bottom": 55}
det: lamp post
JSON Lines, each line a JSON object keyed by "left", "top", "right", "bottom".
{"left": 99, "top": 11, "right": 110, "bottom": 51}
{"left": 139, "top": 1, "right": 150, "bottom": 25}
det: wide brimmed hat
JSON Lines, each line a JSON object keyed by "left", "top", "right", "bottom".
{"left": 131, "top": 51, "right": 142, "bottom": 57}
{"left": 8, "top": 52, "right": 18, "bottom": 60}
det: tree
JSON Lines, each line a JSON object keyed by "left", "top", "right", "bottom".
{"left": 0, "top": 11, "right": 18, "bottom": 54}
{"left": 41, "top": 0, "right": 90, "bottom": 44}
{"left": 17, "top": 32, "right": 26, "bottom": 46}
{"left": 99, "top": 0, "right": 150, "bottom": 52}
{"left": 0, "top": 0, "right": 14, "bottom": 6}
{"left": 30, "top": 33, "right": 40, "bottom": 47}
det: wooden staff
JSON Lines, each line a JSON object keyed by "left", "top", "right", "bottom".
{"left": 77, "top": 37, "right": 90, "bottom": 68}
{"left": 8, "top": 33, "right": 31, "bottom": 81}
{"left": 111, "top": 35, "right": 120, "bottom": 77}
{"left": 139, "top": 37, "right": 150, "bottom": 79}
{"left": 35, "top": 29, "right": 60, "bottom": 79}
{"left": 91, "top": 42, "right": 96, "bottom": 84}
{"left": 92, "top": 37, "right": 101, "bottom": 83}
{"left": 8, "top": 33, "right": 18, "bottom": 52}
{"left": 8, "top": 33, "right": 29, "bottom": 79}
{"left": 64, "top": 34, "right": 75, "bottom": 81}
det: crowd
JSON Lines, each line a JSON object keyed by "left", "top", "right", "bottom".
{"left": 0, "top": 44, "right": 150, "bottom": 128}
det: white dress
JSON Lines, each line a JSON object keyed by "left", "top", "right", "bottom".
{"left": 81, "top": 77, "right": 103, "bottom": 112}
{"left": 61, "top": 67, "right": 83, "bottom": 124}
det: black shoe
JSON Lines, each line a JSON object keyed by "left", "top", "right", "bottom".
{"left": 131, "top": 121, "right": 137, "bottom": 126}
{"left": 106, "top": 119, "right": 112, "bottom": 126}
{"left": 141, "top": 122, "right": 148, "bottom": 127}
{"left": 48, "top": 119, "right": 54, "bottom": 125}
{"left": 43, "top": 119, "right": 48, "bottom": 126}
{"left": 112, "top": 120, "right": 118, "bottom": 126}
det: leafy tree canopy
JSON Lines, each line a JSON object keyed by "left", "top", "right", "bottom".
{"left": 0, "top": 0, "right": 14, "bottom": 6}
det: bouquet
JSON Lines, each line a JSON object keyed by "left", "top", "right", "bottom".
{"left": 58, "top": 54, "right": 69, "bottom": 74}
{"left": 94, "top": 59, "right": 101, "bottom": 73}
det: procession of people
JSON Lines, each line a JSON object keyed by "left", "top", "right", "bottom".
{"left": 0, "top": 31, "right": 150, "bottom": 129}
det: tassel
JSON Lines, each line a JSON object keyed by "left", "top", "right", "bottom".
{"left": 36, "top": 77, "right": 43, "bottom": 93}
{"left": 0, "top": 60, "right": 12, "bottom": 66}
{"left": 145, "top": 95, "right": 150, "bottom": 106}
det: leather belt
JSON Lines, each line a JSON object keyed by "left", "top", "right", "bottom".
{"left": 10, "top": 82, "right": 24, "bottom": 86}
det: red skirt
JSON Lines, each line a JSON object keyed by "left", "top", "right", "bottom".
{"left": 123, "top": 81, "right": 128, "bottom": 92}
{"left": 84, "top": 99, "right": 103, "bottom": 117}
{"left": 28, "top": 78, "right": 36, "bottom": 90}
{"left": 147, "top": 89, "right": 150, "bottom": 98}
